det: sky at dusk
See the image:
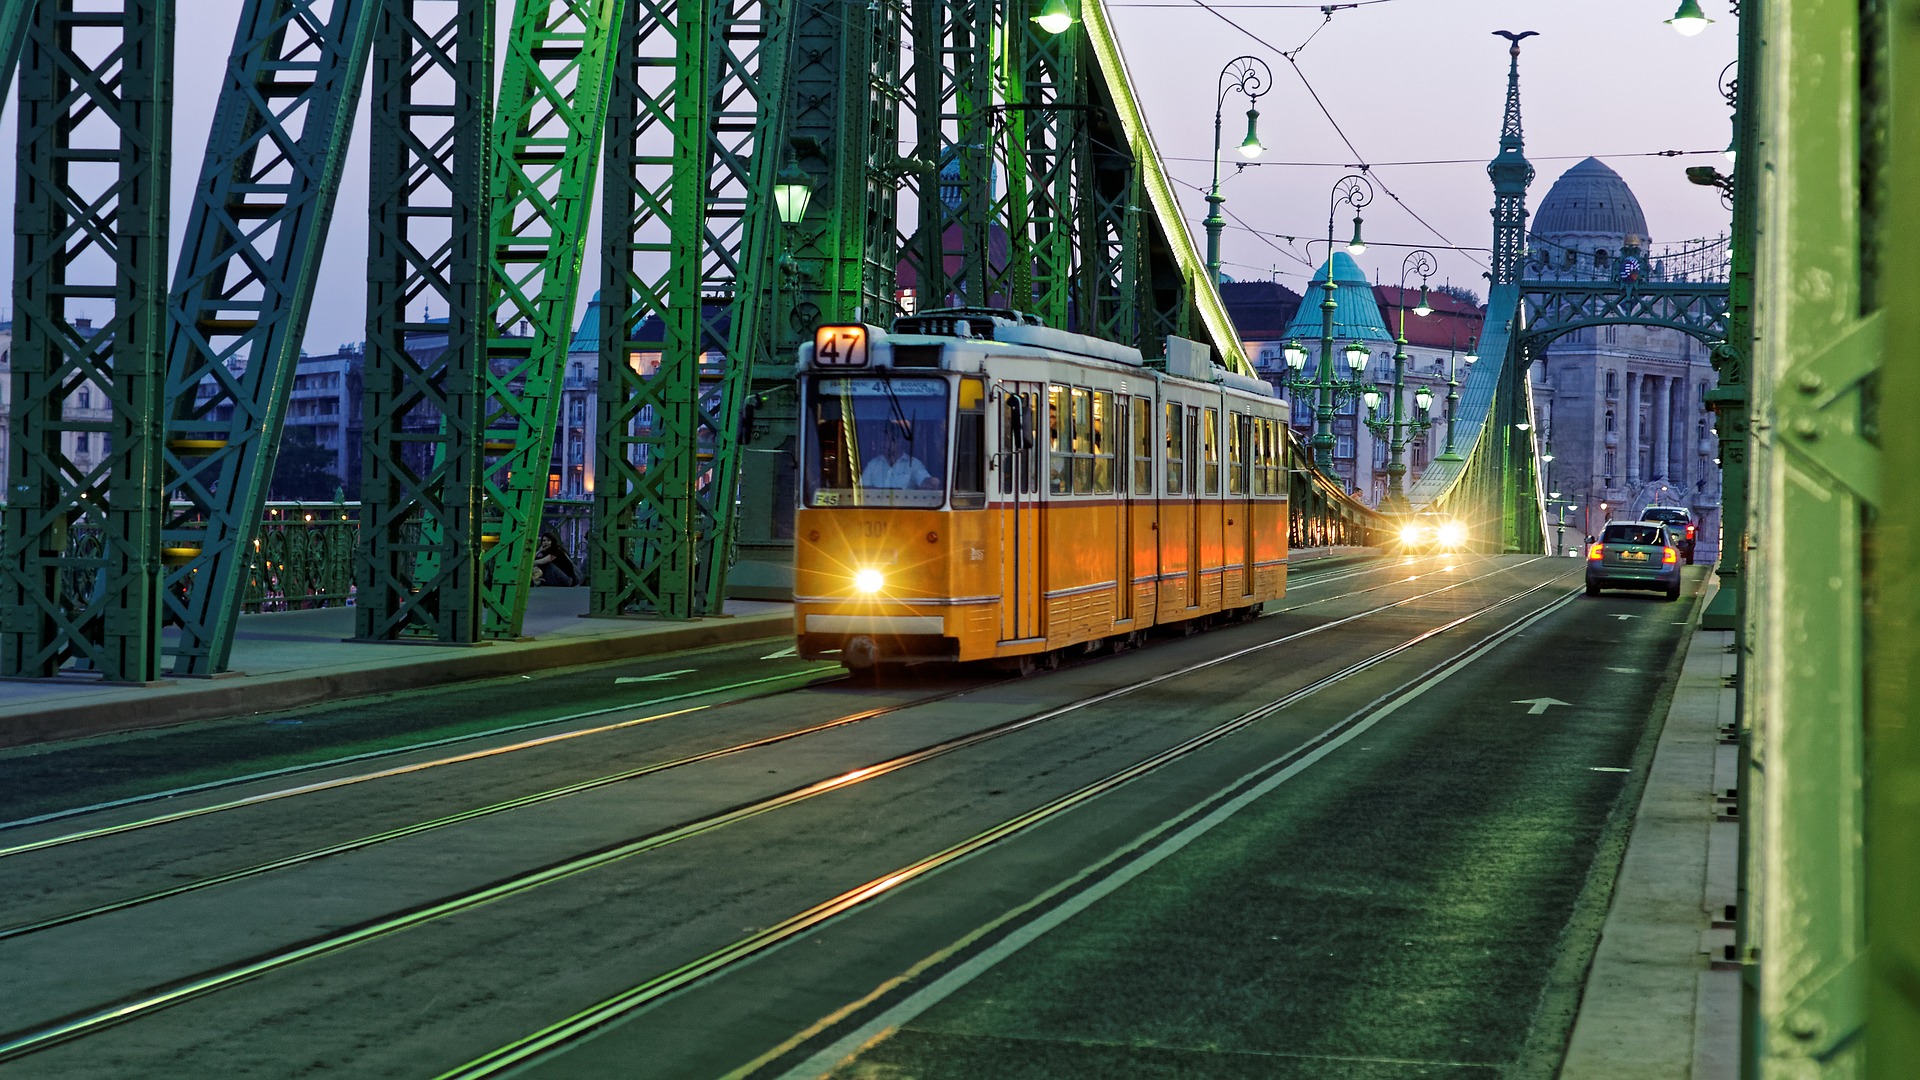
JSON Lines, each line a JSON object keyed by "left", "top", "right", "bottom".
{"left": 0, "top": 0, "right": 1736, "bottom": 347}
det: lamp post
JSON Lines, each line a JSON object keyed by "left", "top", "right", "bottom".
{"left": 1436, "top": 334, "right": 1477, "bottom": 461}
{"left": 1202, "top": 56, "right": 1270, "bottom": 285}
{"left": 1282, "top": 173, "right": 1375, "bottom": 471}
{"left": 1363, "top": 249, "right": 1438, "bottom": 511}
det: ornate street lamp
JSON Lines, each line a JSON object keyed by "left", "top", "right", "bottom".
{"left": 1284, "top": 173, "right": 1377, "bottom": 470}
{"left": 1666, "top": 0, "right": 1713, "bottom": 36}
{"left": 1202, "top": 56, "right": 1271, "bottom": 285}
{"left": 1363, "top": 248, "right": 1438, "bottom": 510}
{"left": 1437, "top": 334, "right": 1477, "bottom": 462}
{"left": 1032, "top": 0, "right": 1075, "bottom": 34}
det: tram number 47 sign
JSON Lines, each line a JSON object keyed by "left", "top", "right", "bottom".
{"left": 814, "top": 325, "right": 869, "bottom": 368}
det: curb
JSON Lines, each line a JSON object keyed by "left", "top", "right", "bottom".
{"left": 0, "top": 612, "right": 795, "bottom": 750}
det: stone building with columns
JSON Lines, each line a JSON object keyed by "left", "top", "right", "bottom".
{"left": 1525, "top": 158, "right": 1723, "bottom": 557}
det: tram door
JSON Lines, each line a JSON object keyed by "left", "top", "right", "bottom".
{"left": 1186, "top": 405, "right": 1202, "bottom": 607}
{"left": 999, "top": 385, "right": 1044, "bottom": 642}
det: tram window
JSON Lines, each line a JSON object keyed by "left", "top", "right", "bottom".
{"left": 1092, "top": 391, "right": 1115, "bottom": 494}
{"left": 1203, "top": 408, "right": 1221, "bottom": 495}
{"left": 802, "top": 376, "right": 949, "bottom": 508}
{"left": 1025, "top": 392, "right": 1041, "bottom": 493}
{"left": 998, "top": 394, "right": 1019, "bottom": 496}
{"left": 953, "top": 377, "right": 986, "bottom": 509}
{"left": 1071, "top": 388, "right": 1093, "bottom": 494}
{"left": 1132, "top": 397, "right": 1152, "bottom": 496}
{"left": 1049, "top": 385, "right": 1068, "bottom": 494}
{"left": 1229, "top": 413, "right": 1249, "bottom": 496}
{"left": 1164, "top": 402, "right": 1185, "bottom": 494}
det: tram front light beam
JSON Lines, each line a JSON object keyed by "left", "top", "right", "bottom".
{"left": 1436, "top": 520, "right": 1468, "bottom": 548}
{"left": 854, "top": 568, "right": 886, "bottom": 595}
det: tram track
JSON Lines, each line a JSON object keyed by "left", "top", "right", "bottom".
{"left": 0, "top": 556, "right": 1557, "bottom": 1066}
{"left": 0, "top": 555, "right": 1500, "bottom": 947}
{"left": 0, "top": 556, "right": 1391, "bottom": 839}
{"left": 446, "top": 570, "right": 1585, "bottom": 1079}
{"left": 0, "top": 553, "right": 1406, "bottom": 860}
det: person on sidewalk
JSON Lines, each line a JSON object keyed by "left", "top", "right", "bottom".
{"left": 532, "top": 530, "right": 578, "bottom": 587}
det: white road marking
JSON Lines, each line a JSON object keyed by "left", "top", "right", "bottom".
{"left": 1611, "top": 614, "right": 1639, "bottom": 621}
{"left": 1590, "top": 766, "right": 1631, "bottom": 773}
{"left": 1606, "top": 666, "right": 1640, "bottom": 674}
{"left": 1514, "top": 697, "right": 1574, "bottom": 715}
{"left": 614, "top": 668, "right": 696, "bottom": 684}
{"left": 760, "top": 645, "right": 799, "bottom": 660}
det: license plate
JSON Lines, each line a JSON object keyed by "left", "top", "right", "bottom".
{"left": 1621, "top": 550, "right": 1648, "bottom": 562}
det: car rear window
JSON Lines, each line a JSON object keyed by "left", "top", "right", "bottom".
{"left": 1604, "top": 524, "right": 1664, "bottom": 545}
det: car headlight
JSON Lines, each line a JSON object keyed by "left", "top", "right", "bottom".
{"left": 1436, "top": 520, "right": 1467, "bottom": 548}
{"left": 853, "top": 568, "right": 886, "bottom": 594}
{"left": 1399, "top": 524, "right": 1425, "bottom": 546}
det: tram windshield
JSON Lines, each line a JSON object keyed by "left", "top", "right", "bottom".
{"left": 804, "top": 376, "right": 949, "bottom": 508}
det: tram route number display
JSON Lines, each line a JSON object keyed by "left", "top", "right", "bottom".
{"left": 814, "top": 325, "right": 869, "bottom": 368}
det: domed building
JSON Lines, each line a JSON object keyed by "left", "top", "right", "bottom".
{"left": 1525, "top": 158, "right": 1723, "bottom": 557}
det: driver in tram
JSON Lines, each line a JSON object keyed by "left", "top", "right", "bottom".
{"left": 860, "top": 423, "right": 941, "bottom": 490}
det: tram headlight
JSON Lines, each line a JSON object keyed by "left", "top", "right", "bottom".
{"left": 1399, "top": 523, "right": 1425, "bottom": 547}
{"left": 1436, "top": 520, "right": 1468, "bottom": 548}
{"left": 853, "top": 568, "right": 886, "bottom": 595}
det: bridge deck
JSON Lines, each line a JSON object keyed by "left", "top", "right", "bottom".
{"left": 0, "top": 556, "right": 1734, "bottom": 1078}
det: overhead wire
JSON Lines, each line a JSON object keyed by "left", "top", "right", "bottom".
{"left": 1182, "top": 0, "right": 1490, "bottom": 272}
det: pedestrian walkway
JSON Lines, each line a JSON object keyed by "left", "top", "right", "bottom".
{"left": 0, "top": 546, "right": 1381, "bottom": 752}
{"left": 1561, "top": 577, "right": 1740, "bottom": 1079}
{"left": 0, "top": 591, "right": 793, "bottom": 749}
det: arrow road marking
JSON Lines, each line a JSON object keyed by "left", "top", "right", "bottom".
{"left": 615, "top": 668, "right": 696, "bottom": 684}
{"left": 1611, "top": 614, "right": 1638, "bottom": 621}
{"left": 1513, "top": 697, "right": 1574, "bottom": 715}
{"left": 761, "top": 646, "right": 798, "bottom": 660}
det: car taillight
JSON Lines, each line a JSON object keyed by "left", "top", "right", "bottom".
{"left": 1663, "top": 546, "right": 1678, "bottom": 564}
{"left": 1587, "top": 543, "right": 1603, "bottom": 561}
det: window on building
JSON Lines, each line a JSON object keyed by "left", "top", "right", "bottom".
{"left": 78, "top": 389, "right": 90, "bottom": 409}
{"left": 1372, "top": 439, "right": 1387, "bottom": 468}
{"left": 1605, "top": 450, "right": 1616, "bottom": 480}
{"left": 1606, "top": 370, "right": 1619, "bottom": 396}
{"left": 1335, "top": 434, "right": 1355, "bottom": 459}
{"left": 1412, "top": 435, "right": 1429, "bottom": 468}
{"left": 1594, "top": 249, "right": 1610, "bottom": 269}
{"left": 1292, "top": 398, "right": 1312, "bottom": 426}
{"left": 1606, "top": 409, "right": 1616, "bottom": 433}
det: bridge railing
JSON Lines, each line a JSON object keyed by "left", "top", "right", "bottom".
{"left": 12, "top": 499, "right": 599, "bottom": 619}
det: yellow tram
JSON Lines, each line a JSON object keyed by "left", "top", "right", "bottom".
{"left": 793, "top": 309, "right": 1291, "bottom": 672}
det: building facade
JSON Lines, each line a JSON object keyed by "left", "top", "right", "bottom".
{"left": 1524, "top": 157, "right": 1723, "bottom": 556}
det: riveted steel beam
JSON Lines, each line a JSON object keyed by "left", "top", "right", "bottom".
{"left": 355, "top": 0, "right": 492, "bottom": 645}
{"left": 157, "top": 0, "right": 378, "bottom": 675}
{"left": 1, "top": 0, "right": 172, "bottom": 681}
{"left": 590, "top": 0, "right": 787, "bottom": 619}
{"left": 472, "top": 0, "right": 622, "bottom": 637}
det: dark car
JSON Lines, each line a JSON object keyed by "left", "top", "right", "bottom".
{"left": 1586, "top": 520, "right": 1682, "bottom": 601}
{"left": 1639, "top": 505, "right": 1697, "bottom": 564}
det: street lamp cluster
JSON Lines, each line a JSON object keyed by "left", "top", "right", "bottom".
{"left": 1278, "top": 173, "right": 1376, "bottom": 472}
{"left": 1363, "top": 249, "right": 1442, "bottom": 511}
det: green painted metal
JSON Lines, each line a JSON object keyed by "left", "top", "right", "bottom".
{"left": 1518, "top": 281, "right": 1729, "bottom": 348}
{"left": 157, "top": 0, "right": 378, "bottom": 675}
{"left": 1010, "top": 2, "right": 1082, "bottom": 330}
{"left": 591, "top": 0, "right": 788, "bottom": 618}
{"left": 0, "top": 0, "right": 32, "bottom": 118}
{"left": 1871, "top": 4, "right": 1919, "bottom": 1074}
{"left": 355, "top": 0, "right": 493, "bottom": 645}
{"left": 475, "top": 0, "right": 622, "bottom": 637}
{"left": 906, "top": 0, "right": 999, "bottom": 312}
{"left": 1, "top": 0, "right": 172, "bottom": 681}
{"left": 1746, "top": 0, "right": 1875, "bottom": 1071}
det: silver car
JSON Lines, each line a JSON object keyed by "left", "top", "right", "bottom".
{"left": 1585, "top": 520, "right": 1682, "bottom": 601}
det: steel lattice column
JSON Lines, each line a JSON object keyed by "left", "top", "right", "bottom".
{"left": 0, "top": 0, "right": 33, "bottom": 118}
{"left": 1, "top": 0, "right": 172, "bottom": 681}
{"left": 157, "top": 0, "right": 378, "bottom": 675}
{"left": 905, "top": 0, "right": 1000, "bottom": 311}
{"left": 1010, "top": 2, "right": 1082, "bottom": 329}
{"left": 590, "top": 0, "right": 788, "bottom": 619}
{"left": 356, "top": 0, "right": 492, "bottom": 644}
{"left": 473, "top": 0, "right": 621, "bottom": 638}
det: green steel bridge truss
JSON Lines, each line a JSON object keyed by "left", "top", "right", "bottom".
{"left": 0, "top": 0, "right": 1376, "bottom": 679}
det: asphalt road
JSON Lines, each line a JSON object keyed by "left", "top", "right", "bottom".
{"left": 0, "top": 556, "right": 1701, "bottom": 1079}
